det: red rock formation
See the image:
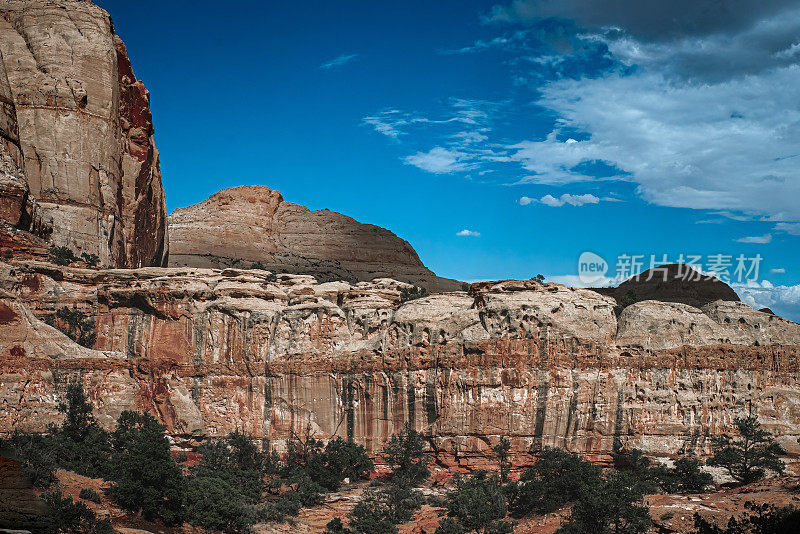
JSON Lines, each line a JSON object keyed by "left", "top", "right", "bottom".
{"left": 168, "top": 186, "right": 460, "bottom": 292}
{"left": 0, "top": 0, "right": 167, "bottom": 268}
{"left": 1, "top": 262, "right": 798, "bottom": 469}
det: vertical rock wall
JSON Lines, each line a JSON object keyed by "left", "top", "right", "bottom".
{"left": 0, "top": 0, "right": 167, "bottom": 267}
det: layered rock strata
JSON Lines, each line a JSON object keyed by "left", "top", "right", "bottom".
{"left": 1, "top": 262, "right": 798, "bottom": 467}
{"left": 168, "top": 186, "right": 460, "bottom": 292}
{"left": 0, "top": 0, "right": 167, "bottom": 267}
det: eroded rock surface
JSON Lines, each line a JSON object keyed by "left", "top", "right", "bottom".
{"left": 168, "top": 186, "right": 460, "bottom": 292}
{"left": 1, "top": 262, "right": 798, "bottom": 467}
{"left": 0, "top": 0, "right": 167, "bottom": 267}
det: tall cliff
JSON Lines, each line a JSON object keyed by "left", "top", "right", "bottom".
{"left": 0, "top": 0, "right": 167, "bottom": 268}
{"left": 1, "top": 262, "right": 798, "bottom": 468}
{"left": 168, "top": 186, "right": 460, "bottom": 292}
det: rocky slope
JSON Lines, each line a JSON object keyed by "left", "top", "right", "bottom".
{"left": 1, "top": 261, "right": 798, "bottom": 468}
{"left": 594, "top": 264, "right": 741, "bottom": 310}
{"left": 168, "top": 186, "right": 461, "bottom": 292}
{"left": 0, "top": 0, "right": 167, "bottom": 268}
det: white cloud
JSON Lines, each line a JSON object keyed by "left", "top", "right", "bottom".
{"left": 736, "top": 234, "right": 772, "bottom": 244}
{"left": 771, "top": 268, "right": 786, "bottom": 273}
{"left": 404, "top": 147, "right": 474, "bottom": 174}
{"left": 733, "top": 281, "right": 800, "bottom": 322}
{"left": 521, "top": 193, "right": 601, "bottom": 207}
{"left": 508, "top": 67, "right": 800, "bottom": 221}
{"left": 320, "top": 53, "right": 359, "bottom": 69}
{"left": 456, "top": 229, "right": 481, "bottom": 237}
{"left": 775, "top": 222, "right": 800, "bottom": 235}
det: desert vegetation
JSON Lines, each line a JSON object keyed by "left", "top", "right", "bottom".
{"left": 1, "top": 384, "right": 793, "bottom": 534}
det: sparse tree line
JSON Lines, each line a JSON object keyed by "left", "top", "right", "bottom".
{"left": 2, "top": 382, "right": 797, "bottom": 534}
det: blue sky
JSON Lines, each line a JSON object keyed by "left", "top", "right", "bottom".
{"left": 98, "top": 0, "right": 800, "bottom": 320}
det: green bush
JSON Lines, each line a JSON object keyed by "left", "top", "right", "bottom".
{"left": 41, "top": 491, "right": 114, "bottom": 534}
{"left": 49, "top": 246, "right": 79, "bottom": 266}
{"left": 493, "top": 437, "right": 511, "bottom": 484}
{"left": 384, "top": 424, "right": 430, "bottom": 488}
{"left": 80, "top": 252, "right": 100, "bottom": 268}
{"left": 509, "top": 447, "right": 602, "bottom": 518}
{"left": 438, "top": 471, "right": 513, "bottom": 534}
{"left": 692, "top": 502, "right": 800, "bottom": 533}
{"left": 184, "top": 475, "right": 255, "bottom": 533}
{"left": 1, "top": 382, "right": 110, "bottom": 487}
{"left": 707, "top": 416, "right": 786, "bottom": 485}
{"left": 106, "top": 411, "right": 185, "bottom": 525}
{"left": 78, "top": 488, "right": 101, "bottom": 503}
{"left": 556, "top": 471, "right": 651, "bottom": 534}
{"left": 650, "top": 457, "right": 714, "bottom": 494}
{"left": 345, "top": 490, "right": 399, "bottom": 534}
{"left": 400, "top": 286, "right": 429, "bottom": 303}
{"left": 193, "top": 431, "right": 265, "bottom": 503}
{"left": 283, "top": 433, "right": 373, "bottom": 494}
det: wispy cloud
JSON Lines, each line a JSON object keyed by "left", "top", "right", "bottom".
{"left": 456, "top": 229, "right": 481, "bottom": 237}
{"left": 520, "top": 193, "right": 601, "bottom": 207}
{"left": 736, "top": 234, "right": 772, "bottom": 244}
{"left": 320, "top": 53, "right": 359, "bottom": 69}
{"left": 404, "top": 147, "right": 475, "bottom": 174}
{"left": 771, "top": 268, "right": 787, "bottom": 273}
{"left": 775, "top": 222, "right": 800, "bottom": 235}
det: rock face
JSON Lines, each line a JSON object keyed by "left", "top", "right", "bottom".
{"left": 0, "top": 454, "right": 50, "bottom": 531}
{"left": 595, "top": 264, "right": 741, "bottom": 310}
{"left": 1, "top": 261, "right": 799, "bottom": 468}
{"left": 0, "top": 0, "right": 167, "bottom": 268}
{"left": 168, "top": 186, "right": 460, "bottom": 292}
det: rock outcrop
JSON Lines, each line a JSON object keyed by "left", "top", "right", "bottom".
{"left": 595, "top": 264, "right": 741, "bottom": 310}
{"left": 0, "top": 0, "right": 167, "bottom": 268}
{"left": 168, "top": 186, "right": 460, "bottom": 292}
{"left": 1, "top": 262, "right": 798, "bottom": 468}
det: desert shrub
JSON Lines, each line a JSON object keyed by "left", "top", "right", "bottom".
{"left": 344, "top": 490, "right": 399, "bottom": 534}
{"left": 184, "top": 475, "right": 255, "bottom": 533}
{"left": 384, "top": 424, "right": 430, "bottom": 488}
{"left": 707, "top": 416, "right": 786, "bottom": 485}
{"left": 508, "top": 447, "right": 602, "bottom": 518}
{"left": 692, "top": 502, "right": 800, "bottom": 533}
{"left": 2, "top": 382, "right": 111, "bottom": 486}
{"left": 556, "top": 470, "right": 651, "bottom": 534}
{"left": 250, "top": 261, "right": 267, "bottom": 270}
{"left": 533, "top": 274, "right": 545, "bottom": 283}
{"left": 52, "top": 382, "right": 111, "bottom": 478}
{"left": 193, "top": 431, "right": 265, "bottom": 503}
{"left": 1, "top": 432, "right": 59, "bottom": 488}
{"left": 399, "top": 285, "right": 428, "bottom": 303}
{"left": 41, "top": 490, "right": 114, "bottom": 534}
{"left": 80, "top": 252, "right": 100, "bottom": 268}
{"left": 438, "top": 471, "right": 514, "bottom": 534}
{"left": 650, "top": 457, "right": 714, "bottom": 494}
{"left": 49, "top": 245, "right": 78, "bottom": 266}
{"left": 46, "top": 307, "right": 96, "bottom": 348}
{"left": 460, "top": 282, "right": 471, "bottom": 292}
{"left": 382, "top": 482, "right": 425, "bottom": 524}
{"left": 78, "top": 488, "right": 101, "bottom": 503}
{"left": 283, "top": 432, "right": 373, "bottom": 494}
{"left": 493, "top": 437, "right": 512, "bottom": 484}
{"left": 106, "top": 411, "right": 185, "bottom": 525}
{"left": 255, "top": 492, "right": 302, "bottom": 523}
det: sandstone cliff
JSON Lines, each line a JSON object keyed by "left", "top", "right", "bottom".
{"left": 595, "top": 264, "right": 741, "bottom": 310}
{"left": 1, "top": 261, "right": 798, "bottom": 469}
{"left": 0, "top": 0, "right": 167, "bottom": 268}
{"left": 168, "top": 186, "right": 460, "bottom": 292}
